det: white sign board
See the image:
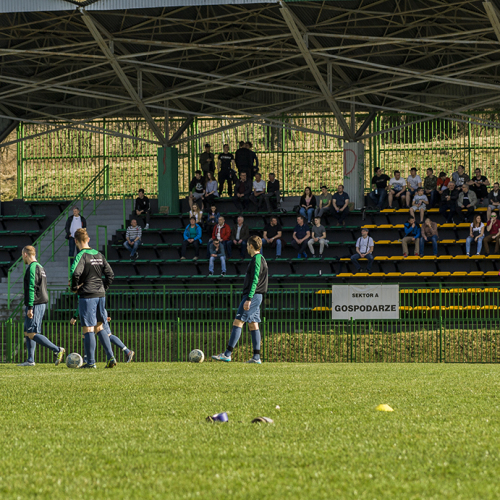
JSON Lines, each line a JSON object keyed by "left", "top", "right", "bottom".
{"left": 331, "top": 284, "right": 399, "bottom": 320}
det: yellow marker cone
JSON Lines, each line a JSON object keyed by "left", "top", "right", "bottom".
{"left": 375, "top": 404, "right": 394, "bottom": 412}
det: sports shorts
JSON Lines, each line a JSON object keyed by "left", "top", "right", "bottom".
{"left": 79, "top": 297, "right": 107, "bottom": 328}
{"left": 24, "top": 303, "right": 47, "bottom": 334}
{"left": 235, "top": 294, "right": 263, "bottom": 324}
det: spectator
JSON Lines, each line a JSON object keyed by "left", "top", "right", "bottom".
{"left": 369, "top": 167, "right": 391, "bottom": 210}
{"left": 203, "top": 171, "right": 219, "bottom": 209}
{"left": 181, "top": 217, "right": 202, "bottom": 261}
{"left": 405, "top": 167, "right": 422, "bottom": 207}
{"left": 204, "top": 205, "right": 220, "bottom": 233}
{"left": 217, "top": 144, "right": 236, "bottom": 196}
{"left": 350, "top": 228, "right": 374, "bottom": 273}
{"left": 188, "top": 170, "right": 205, "bottom": 210}
{"left": 470, "top": 168, "right": 489, "bottom": 205}
{"left": 299, "top": 187, "right": 316, "bottom": 224}
{"left": 207, "top": 216, "right": 231, "bottom": 257}
{"left": 457, "top": 184, "right": 477, "bottom": 223}
{"left": 419, "top": 218, "right": 439, "bottom": 257}
{"left": 199, "top": 143, "right": 215, "bottom": 177}
{"left": 208, "top": 239, "right": 226, "bottom": 277}
{"left": 262, "top": 216, "right": 283, "bottom": 258}
{"left": 227, "top": 215, "right": 250, "bottom": 259}
{"left": 123, "top": 219, "right": 142, "bottom": 260}
{"left": 331, "top": 184, "right": 350, "bottom": 226}
{"left": 439, "top": 181, "right": 459, "bottom": 223}
{"left": 189, "top": 204, "right": 203, "bottom": 224}
{"left": 388, "top": 170, "right": 407, "bottom": 208}
{"left": 484, "top": 213, "right": 500, "bottom": 255}
{"left": 466, "top": 214, "right": 485, "bottom": 256}
{"left": 487, "top": 182, "right": 500, "bottom": 220}
{"left": 235, "top": 141, "right": 253, "bottom": 178}
{"left": 409, "top": 187, "right": 428, "bottom": 223}
{"left": 451, "top": 164, "right": 471, "bottom": 188}
{"left": 134, "top": 188, "right": 151, "bottom": 229}
{"left": 436, "top": 171, "right": 450, "bottom": 194}
{"left": 314, "top": 185, "right": 332, "bottom": 219}
{"left": 250, "top": 172, "right": 266, "bottom": 211}
{"left": 232, "top": 172, "right": 252, "bottom": 211}
{"left": 264, "top": 173, "right": 281, "bottom": 212}
{"left": 308, "top": 217, "right": 328, "bottom": 258}
{"left": 65, "top": 206, "right": 87, "bottom": 263}
{"left": 291, "top": 216, "right": 311, "bottom": 259}
{"left": 423, "top": 168, "right": 438, "bottom": 208}
{"left": 402, "top": 216, "right": 421, "bottom": 257}
{"left": 245, "top": 141, "right": 259, "bottom": 179}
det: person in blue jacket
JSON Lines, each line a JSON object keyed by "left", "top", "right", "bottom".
{"left": 180, "top": 217, "right": 202, "bottom": 260}
{"left": 402, "top": 216, "right": 421, "bottom": 257}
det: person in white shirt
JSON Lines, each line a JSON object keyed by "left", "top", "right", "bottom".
{"left": 250, "top": 173, "right": 267, "bottom": 211}
{"left": 388, "top": 170, "right": 407, "bottom": 208}
{"left": 405, "top": 168, "right": 422, "bottom": 206}
{"left": 65, "top": 206, "right": 87, "bottom": 263}
{"left": 350, "top": 228, "right": 374, "bottom": 273}
{"left": 409, "top": 187, "right": 429, "bottom": 223}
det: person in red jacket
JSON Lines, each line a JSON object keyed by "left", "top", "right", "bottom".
{"left": 206, "top": 216, "right": 231, "bottom": 258}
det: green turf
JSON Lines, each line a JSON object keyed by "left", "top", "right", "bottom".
{"left": 1, "top": 363, "right": 499, "bottom": 499}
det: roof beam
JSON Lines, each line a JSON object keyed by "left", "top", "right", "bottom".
{"left": 483, "top": 1, "right": 500, "bottom": 42}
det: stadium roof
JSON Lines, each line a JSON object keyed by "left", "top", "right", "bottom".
{"left": 1, "top": 0, "right": 500, "bottom": 145}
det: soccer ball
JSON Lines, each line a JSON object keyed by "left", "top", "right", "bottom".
{"left": 66, "top": 352, "right": 83, "bottom": 369}
{"left": 189, "top": 349, "right": 204, "bottom": 363}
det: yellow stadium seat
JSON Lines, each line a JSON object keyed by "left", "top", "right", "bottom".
{"left": 456, "top": 239, "right": 467, "bottom": 244}
{"left": 378, "top": 224, "right": 393, "bottom": 229}
{"left": 484, "top": 288, "right": 499, "bottom": 292}
{"left": 440, "top": 239, "right": 456, "bottom": 244}
{"left": 452, "top": 272, "right": 468, "bottom": 276}
{"left": 403, "top": 272, "right": 419, "bottom": 277}
{"left": 481, "top": 306, "right": 497, "bottom": 311}
{"left": 419, "top": 272, "right": 435, "bottom": 277}
{"left": 439, "top": 223, "right": 456, "bottom": 228}
{"left": 447, "top": 306, "right": 464, "bottom": 311}
{"left": 399, "top": 306, "right": 413, "bottom": 311}
{"left": 362, "top": 225, "right": 377, "bottom": 229}
{"left": 484, "top": 271, "right": 498, "bottom": 277}
{"left": 337, "top": 273, "right": 354, "bottom": 277}
{"left": 386, "top": 272, "right": 402, "bottom": 277}
{"left": 464, "top": 306, "right": 480, "bottom": 312}
{"left": 428, "top": 208, "right": 439, "bottom": 212}
{"left": 436, "top": 272, "right": 451, "bottom": 276}
{"left": 466, "top": 288, "right": 484, "bottom": 293}
{"left": 421, "top": 255, "right": 436, "bottom": 260}
{"left": 413, "top": 306, "right": 431, "bottom": 312}
{"left": 431, "top": 306, "right": 446, "bottom": 311}
{"left": 388, "top": 256, "right": 403, "bottom": 260}
{"left": 312, "top": 307, "right": 331, "bottom": 312}
{"left": 392, "top": 224, "right": 404, "bottom": 229}
{"left": 315, "top": 290, "right": 331, "bottom": 294}
{"left": 369, "top": 273, "right": 386, "bottom": 277}
{"left": 376, "top": 240, "right": 392, "bottom": 244}
{"left": 453, "top": 255, "right": 469, "bottom": 260}
{"left": 354, "top": 273, "right": 370, "bottom": 277}
{"left": 449, "top": 288, "right": 466, "bottom": 293}
{"left": 468, "top": 272, "right": 484, "bottom": 276}
{"left": 380, "top": 209, "right": 396, "bottom": 213}
{"left": 437, "top": 255, "right": 453, "bottom": 260}
{"left": 485, "top": 255, "right": 500, "bottom": 259}
{"left": 399, "top": 289, "right": 413, "bottom": 293}
{"left": 374, "top": 256, "right": 389, "bottom": 260}
{"left": 473, "top": 255, "right": 485, "bottom": 259}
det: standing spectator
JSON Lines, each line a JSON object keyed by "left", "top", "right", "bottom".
{"left": 204, "top": 205, "right": 220, "bottom": 233}
{"left": 203, "top": 171, "right": 219, "bottom": 209}
{"left": 369, "top": 168, "right": 391, "bottom": 210}
{"left": 405, "top": 168, "right": 422, "bottom": 207}
{"left": 299, "top": 187, "right": 316, "bottom": 224}
{"left": 350, "top": 228, "right": 374, "bottom": 273}
{"left": 188, "top": 170, "right": 205, "bottom": 210}
{"left": 264, "top": 173, "right": 281, "bottom": 212}
{"left": 208, "top": 216, "right": 231, "bottom": 257}
{"left": 233, "top": 172, "right": 252, "bottom": 211}
{"left": 423, "top": 168, "right": 438, "bottom": 208}
{"left": 487, "top": 182, "right": 500, "bottom": 220}
{"left": 208, "top": 239, "right": 226, "bottom": 277}
{"left": 451, "top": 164, "right": 471, "bottom": 188}
{"left": 262, "top": 216, "right": 283, "bottom": 258}
{"left": 180, "top": 217, "right": 202, "bottom": 261}
{"left": 250, "top": 173, "right": 266, "bottom": 211}
{"left": 436, "top": 171, "right": 450, "bottom": 194}
{"left": 439, "top": 181, "right": 459, "bottom": 223}
{"left": 189, "top": 204, "right": 203, "bottom": 224}
{"left": 245, "top": 141, "right": 259, "bottom": 179}
{"left": 402, "top": 216, "right": 421, "bottom": 257}
{"left": 470, "top": 168, "right": 489, "bottom": 205}
{"left": 217, "top": 144, "right": 236, "bottom": 197}
{"left": 235, "top": 141, "right": 253, "bottom": 178}
{"left": 314, "top": 185, "right": 332, "bottom": 219}
{"left": 466, "top": 214, "right": 485, "bottom": 256}
{"left": 483, "top": 213, "right": 500, "bottom": 255}
{"left": 388, "top": 170, "right": 407, "bottom": 208}
{"left": 134, "top": 189, "right": 151, "bottom": 229}
{"left": 123, "top": 219, "right": 142, "bottom": 260}
{"left": 199, "top": 143, "right": 215, "bottom": 177}
{"left": 291, "top": 216, "right": 311, "bottom": 259}
{"left": 332, "top": 185, "right": 350, "bottom": 226}
{"left": 308, "top": 217, "right": 328, "bottom": 258}
{"left": 65, "top": 206, "right": 87, "bottom": 264}
{"left": 419, "top": 218, "right": 439, "bottom": 257}
{"left": 409, "top": 187, "right": 428, "bottom": 223}
{"left": 456, "top": 184, "right": 477, "bottom": 223}
{"left": 227, "top": 216, "right": 250, "bottom": 259}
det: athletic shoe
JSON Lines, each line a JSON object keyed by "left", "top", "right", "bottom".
{"left": 297, "top": 253, "right": 302, "bottom": 259}
{"left": 126, "top": 350, "right": 135, "bottom": 363}
{"left": 80, "top": 363, "right": 97, "bottom": 369}
{"left": 133, "top": 253, "right": 139, "bottom": 260}
{"left": 221, "top": 272, "right": 226, "bottom": 277}
{"left": 209, "top": 272, "right": 213, "bottom": 276}
{"left": 55, "top": 347, "right": 65, "bottom": 366}
{"left": 105, "top": 358, "right": 117, "bottom": 368}
{"left": 211, "top": 353, "right": 231, "bottom": 362}
{"left": 180, "top": 256, "right": 186, "bottom": 260}
{"left": 145, "top": 224, "right": 150, "bottom": 230}
{"left": 193, "top": 256, "right": 199, "bottom": 261}
{"left": 246, "top": 358, "right": 262, "bottom": 364}
{"left": 319, "top": 254, "right": 323, "bottom": 259}
{"left": 17, "top": 361, "right": 35, "bottom": 366}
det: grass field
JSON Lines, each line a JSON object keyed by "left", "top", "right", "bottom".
{"left": 1, "top": 363, "right": 499, "bottom": 500}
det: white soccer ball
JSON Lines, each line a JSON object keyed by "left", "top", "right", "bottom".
{"left": 189, "top": 349, "right": 204, "bottom": 363}
{"left": 66, "top": 352, "right": 83, "bottom": 369}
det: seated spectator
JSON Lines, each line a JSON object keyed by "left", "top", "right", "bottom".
{"left": 350, "top": 228, "right": 374, "bottom": 273}
{"left": 405, "top": 167, "right": 422, "bottom": 207}
{"left": 409, "top": 187, "right": 428, "bottom": 223}
{"left": 299, "top": 187, "right": 316, "bottom": 224}
{"left": 436, "top": 171, "right": 450, "bottom": 194}
{"left": 466, "top": 214, "right": 485, "bottom": 256}
{"left": 203, "top": 171, "right": 219, "bottom": 210}
{"left": 232, "top": 172, "right": 252, "bottom": 211}
{"left": 308, "top": 217, "right": 328, "bottom": 259}
{"left": 188, "top": 170, "right": 205, "bottom": 210}
{"left": 423, "top": 168, "right": 438, "bottom": 208}
{"left": 484, "top": 213, "right": 500, "bottom": 255}
{"left": 291, "top": 216, "right": 311, "bottom": 259}
{"left": 262, "top": 216, "right": 283, "bottom": 258}
{"left": 470, "top": 168, "right": 489, "bottom": 205}
{"left": 452, "top": 164, "right": 471, "bottom": 189}
{"left": 207, "top": 216, "right": 231, "bottom": 257}
{"left": 123, "top": 219, "right": 142, "bottom": 260}
{"left": 402, "top": 216, "right": 421, "bottom": 257}
{"left": 134, "top": 188, "right": 151, "bottom": 229}
{"left": 388, "top": 170, "right": 406, "bottom": 209}
{"left": 419, "top": 218, "right": 439, "bottom": 257}
{"left": 204, "top": 205, "right": 220, "bottom": 233}
{"left": 264, "top": 173, "right": 281, "bottom": 212}
{"left": 189, "top": 204, "right": 203, "bottom": 224}
{"left": 227, "top": 216, "right": 249, "bottom": 258}
{"left": 457, "top": 184, "right": 477, "bottom": 223}
{"left": 314, "top": 185, "right": 332, "bottom": 219}
{"left": 487, "top": 182, "right": 500, "bottom": 220}
{"left": 181, "top": 217, "right": 202, "bottom": 261}
{"left": 331, "top": 185, "right": 350, "bottom": 226}
{"left": 208, "top": 239, "right": 226, "bottom": 277}
{"left": 250, "top": 172, "right": 266, "bottom": 211}
{"left": 369, "top": 168, "right": 390, "bottom": 210}
{"left": 439, "top": 181, "right": 459, "bottom": 223}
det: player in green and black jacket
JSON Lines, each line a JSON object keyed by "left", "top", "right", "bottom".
{"left": 212, "top": 235, "right": 268, "bottom": 364}
{"left": 18, "top": 245, "right": 65, "bottom": 367}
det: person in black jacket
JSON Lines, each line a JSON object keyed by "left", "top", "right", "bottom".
{"left": 18, "top": 245, "right": 65, "bottom": 367}
{"left": 65, "top": 207, "right": 87, "bottom": 264}
{"left": 235, "top": 141, "right": 253, "bottom": 178}
{"left": 439, "top": 181, "right": 459, "bottom": 223}
{"left": 134, "top": 188, "right": 151, "bottom": 229}
{"left": 245, "top": 141, "right": 259, "bottom": 179}
{"left": 299, "top": 187, "right": 317, "bottom": 224}
{"left": 233, "top": 172, "right": 252, "bottom": 211}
